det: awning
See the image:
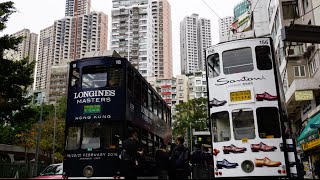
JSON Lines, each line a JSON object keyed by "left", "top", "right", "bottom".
{"left": 298, "top": 112, "right": 320, "bottom": 144}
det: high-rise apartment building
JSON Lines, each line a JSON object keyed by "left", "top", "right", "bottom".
{"left": 219, "top": 16, "right": 233, "bottom": 43}
{"left": 180, "top": 14, "right": 211, "bottom": 74}
{"left": 35, "top": 11, "right": 108, "bottom": 103}
{"left": 48, "top": 64, "right": 68, "bottom": 104}
{"left": 11, "top": 29, "right": 38, "bottom": 64}
{"left": 152, "top": 0, "right": 173, "bottom": 79}
{"left": 198, "top": 18, "right": 212, "bottom": 71}
{"left": 35, "top": 25, "right": 54, "bottom": 90}
{"left": 111, "top": 0, "right": 154, "bottom": 78}
{"left": 52, "top": 12, "right": 108, "bottom": 65}
{"left": 65, "top": 0, "right": 91, "bottom": 17}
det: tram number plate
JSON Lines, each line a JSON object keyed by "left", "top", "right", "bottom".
{"left": 230, "top": 90, "right": 251, "bottom": 102}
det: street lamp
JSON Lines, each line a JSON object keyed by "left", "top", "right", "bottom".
{"left": 52, "top": 98, "right": 57, "bottom": 164}
{"left": 34, "top": 96, "right": 44, "bottom": 176}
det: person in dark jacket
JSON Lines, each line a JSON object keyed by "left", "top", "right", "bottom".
{"left": 155, "top": 144, "right": 170, "bottom": 179}
{"left": 170, "top": 136, "right": 190, "bottom": 180}
{"left": 191, "top": 144, "right": 206, "bottom": 179}
{"left": 296, "top": 159, "right": 305, "bottom": 179}
{"left": 121, "top": 127, "right": 141, "bottom": 179}
{"left": 168, "top": 143, "right": 176, "bottom": 180}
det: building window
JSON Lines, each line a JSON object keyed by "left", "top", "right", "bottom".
{"left": 309, "top": 58, "right": 319, "bottom": 76}
{"left": 196, "top": 80, "right": 201, "bottom": 85}
{"left": 282, "top": 1, "right": 299, "bottom": 20}
{"left": 293, "top": 66, "right": 306, "bottom": 77}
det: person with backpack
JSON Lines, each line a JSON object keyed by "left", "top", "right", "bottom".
{"left": 121, "top": 127, "right": 142, "bottom": 179}
{"left": 191, "top": 144, "right": 206, "bottom": 179}
{"left": 170, "top": 136, "right": 190, "bottom": 180}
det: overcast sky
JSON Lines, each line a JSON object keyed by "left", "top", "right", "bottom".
{"left": 1, "top": 0, "right": 239, "bottom": 76}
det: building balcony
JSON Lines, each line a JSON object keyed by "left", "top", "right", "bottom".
{"left": 161, "top": 85, "right": 171, "bottom": 88}
{"left": 285, "top": 78, "right": 320, "bottom": 119}
{"left": 161, "top": 92, "right": 171, "bottom": 95}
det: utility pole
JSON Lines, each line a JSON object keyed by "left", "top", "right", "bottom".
{"left": 52, "top": 98, "right": 57, "bottom": 164}
{"left": 34, "top": 96, "right": 44, "bottom": 176}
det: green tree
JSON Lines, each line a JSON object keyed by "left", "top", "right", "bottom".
{"left": 0, "top": 1, "right": 35, "bottom": 125}
{"left": 172, "top": 97, "right": 208, "bottom": 146}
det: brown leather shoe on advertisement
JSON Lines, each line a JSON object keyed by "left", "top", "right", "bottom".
{"left": 255, "top": 157, "right": 281, "bottom": 167}
{"left": 251, "top": 142, "right": 277, "bottom": 152}
{"left": 223, "top": 144, "right": 247, "bottom": 154}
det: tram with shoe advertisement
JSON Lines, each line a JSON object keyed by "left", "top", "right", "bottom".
{"left": 205, "top": 37, "right": 298, "bottom": 178}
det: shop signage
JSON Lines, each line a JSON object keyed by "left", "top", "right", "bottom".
{"left": 295, "top": 91, "right": 314, "bottom": 101}
{"left": 302, "top": 137, "right": 320, "bottom": 151}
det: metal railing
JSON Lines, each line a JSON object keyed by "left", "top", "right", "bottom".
{"left": 0, "top": 163, "right": 47, "bottom": 178}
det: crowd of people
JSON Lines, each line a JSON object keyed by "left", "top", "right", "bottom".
{"left": 120, "top": 127, "right": 213, "bottom": 179}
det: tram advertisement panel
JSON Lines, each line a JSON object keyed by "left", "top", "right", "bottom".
{"left": 206, "top": 38, "right": 288, "bottom": 178}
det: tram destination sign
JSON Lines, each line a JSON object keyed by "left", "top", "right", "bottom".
{"left": 230, "top": 90, "right": 251, "bottom": 102}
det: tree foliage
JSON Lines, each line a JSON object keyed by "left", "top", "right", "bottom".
{"left": 0, "top": 1, "right": 35, "bottom": 125}
{"left": 172, "top": 97, "right": 208, "bottom": 143}
{"left": 16, "top": 97, "right": 67, "bottom": 161}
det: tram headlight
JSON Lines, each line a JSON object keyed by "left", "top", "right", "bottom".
{"left": 83, "top": 165, "right": 94, "bottom": 177}
{"left": 241, "top": 160, "right": 254, "bottom": 173}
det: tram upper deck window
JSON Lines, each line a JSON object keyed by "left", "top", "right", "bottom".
{"left": 82, "top": 65, "right": 108, "bottom": 88}
{"left": 70, "top": 67, "right": 80, "bottom": 89}
{"left": 223, "top": 47, "right": 253, "bottom": 75}
{"left": 212, "top": 111, "right": 231, "bottom": 142}
{"left": 108, "top": 66, "right": 123, "bottom": 87}
{"left": 207, "top": 53, "right": 220, "bottom": 78}
{"left": 257, "top": 107, "right": 281, "bottom": 138}
{"left": 65, "top": 126, "right": 81, "bottom": 150}
{"left": 256, "top": 46, "right": 272, "bottom": 70}
{"left": 232, "top": 109, "right": 255, "bottom": 140}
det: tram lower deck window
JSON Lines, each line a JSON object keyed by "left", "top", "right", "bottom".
{"left": 212, "top": 111, "right": 231, "bottom": 142}
{"left": 232, "top": 109, "right": 255, "bottom": 140}
{"left": 256, "top": 107, "right": 281, "bottom": 138}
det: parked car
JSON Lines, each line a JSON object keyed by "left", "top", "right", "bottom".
{"left": 33, "top": 163, "right": 63, "bottom": 179}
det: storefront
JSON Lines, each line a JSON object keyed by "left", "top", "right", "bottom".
{"left": 298, "top": 112, "right": 320, "bottom": 179}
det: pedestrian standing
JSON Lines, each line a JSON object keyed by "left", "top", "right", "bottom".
{"left": 168, "top": 143, "right": 176, "bottom": 180}
{"left": 191, "top": 144, "right": 206, "bottom": 179}
{"left": 170, "top": 136, "right": 190, "bottom": 180}
{"left": 155, "top": 144, "right": 170, "bottom": 179}
{"left": 121, "top": 127, "right": 141, "bottom": 179}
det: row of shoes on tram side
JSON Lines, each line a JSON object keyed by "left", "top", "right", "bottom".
{"left": 209, "top": 98, "right": 227, "bottom": 108}
{"left": 251, "top": 142, "right": 277, "bottom": 152}
{"left": 208, "top": 92, "right": 278, "bottom": 108}
{"left": 255, "top": 157, "right": 282, "bottom": 167}
{"left": 256, "top": 92, "right": 277, "bottom": 101}
{"left": 216, "top": 159, "right": 239, "bottom": 169}
{"left": 216, "top": 157, "right": 282, "bottom": 169}
{"left": 279, "top": 143, "right": 295, "bottom": 152}
{"left": 220, "top": 142, "right": 277, "bottom": 154}
{"left": 222, "top": 144, "right": 247, "bottom": 154}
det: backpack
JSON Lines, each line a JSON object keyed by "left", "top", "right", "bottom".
{"left": 192, "top": 150, "right": 205, "bottom": 165}
{"left": 120, "top": 149, "right": 132, "bottom": 161}
{"left": 175, "top": 148, "right": 189, "bottom": 168}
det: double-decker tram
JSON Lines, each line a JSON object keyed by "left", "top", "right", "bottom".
{"left": 63, "top": 52, "right": 172, "bottom": 179}
{"left": 205, "top": 37, "right": 297, "bottom": 178}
